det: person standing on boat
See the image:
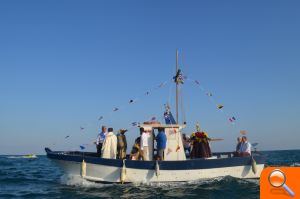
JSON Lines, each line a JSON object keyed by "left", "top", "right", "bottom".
{"left": 190, "top": 132, "right": 212, "bottom": 158}
{"left": 182, "top": 133, "right": 191, "bottom": 155}
{"left": 156, "top": 128, "right": 167, "bottom": 160}
{"left": 130, "top": 133, "right": 142, "bottom": 160}
{"left": 235, "top": 137, "right": 242, "bottom": 152}
{"left": 239, "top": 136, "right": 251, "bottom": 157}
{"left": 117, "top": 129, "right": 127, "bottom": 159}
{"left": 96, "top": 125, "right": 107, "bottom": 156}
{"left": 101, "top": 127, "right": 118, "bottom": 159}
{"left": 140, "top": 128, "right": 151, "bottom": 161}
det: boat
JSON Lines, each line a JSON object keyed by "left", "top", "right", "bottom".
{"left": 45, "top": 51, "right": 265, "bottom": 183}
{"left": 22, "top": 154, "right": 37, "bottom": 159}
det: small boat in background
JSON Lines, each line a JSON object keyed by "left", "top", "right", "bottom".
{"left": 22, "top": 154, "right": 37, "bottom": 159}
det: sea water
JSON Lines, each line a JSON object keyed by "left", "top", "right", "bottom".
{"left": 0, "top": 150, "right": 300, "bottom": 199}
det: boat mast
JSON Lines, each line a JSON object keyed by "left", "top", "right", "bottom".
{"left": 175, "top": 49, "right": 179, "bottom": 124}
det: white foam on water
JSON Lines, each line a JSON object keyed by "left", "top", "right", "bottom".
{"left": 59, "top": 174, "right": 256, "bottom": 190}
{"left": 291, "top": 162, "right": 300, "bottom": 166}
{"left": 7, "top": 156, "right": 22, "bottom": 159}
{"left": 186, "top": 176, "right": 227, "bottom": 185}
{"left": 60, "top": 174, "right": 113, "bottom": 188}
{"left": 238, "top": 178, "right": 259, "bottom": 185}
{"left": 130, "top": 176, "right": 226, "bottom": 188}
{"left": 6, "top": 156, "right": 37, "bottom": 159}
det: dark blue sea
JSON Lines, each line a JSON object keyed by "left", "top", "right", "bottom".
{"left": 1, "top": 150, "right": 300, "bottom": 199}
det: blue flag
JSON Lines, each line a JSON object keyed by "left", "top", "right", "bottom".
{"left": 164, "top": 111, "right": 176, "bottom": 124}
{"left": 79, "top": 145, "right": 85, "bottom": 150}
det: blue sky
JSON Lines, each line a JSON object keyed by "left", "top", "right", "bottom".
{"left": 0, "top": 1, "right": 300, "bottom": 154}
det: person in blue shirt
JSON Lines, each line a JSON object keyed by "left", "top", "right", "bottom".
{"left": 96, "top": 125, "right": 107, "bottom": 156}
{"left": 156, "top": 128, "right": 167, "bottom": 160}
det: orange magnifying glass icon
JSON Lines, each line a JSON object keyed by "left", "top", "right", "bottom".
{"left": 268, "top": 169, "right": 295, "bottom": 197}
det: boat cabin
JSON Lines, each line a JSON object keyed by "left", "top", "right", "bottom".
{"left": 139, "top": 123, "right": 186, "bottom": 161}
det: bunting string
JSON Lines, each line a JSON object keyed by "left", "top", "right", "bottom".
{"left": 186, "top": 77, "right": 237, "bottom": 126}
{"left": 56, "top": 72, "right": 241, "bottom": 150}
{"left": 58, "top": 79, "right": 172, "bottom": 147}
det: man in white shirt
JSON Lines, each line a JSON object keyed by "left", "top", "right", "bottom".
{"left": 240, "top": 136, "right": 252, "bottom": 157}
{"left": 96, "top": 125, "right": 107, "bottom": 156}
{"left": 140, "top": 128, "right": 151, "bottom": 161}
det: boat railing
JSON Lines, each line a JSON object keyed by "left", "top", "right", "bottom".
{"left": 46, "top": 148, "right": 262, "bottom": 161}
{"left": 212, "top": 151, "right": 261, "bottom": 159}
{"left": 45, "top": 148, "right": 99, "bottom": 157}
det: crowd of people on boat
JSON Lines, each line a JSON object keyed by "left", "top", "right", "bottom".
{"left": 95, "top": 125, "right": 252, "bottom": 160}
{"left": 95, "top": 125, "right": 167, "bottom": 160}
{"left": 182, "top": 134, "right": 252, "bottom": 158}
{"left": 235, "top": 136, "right": 252, "bottom": 157}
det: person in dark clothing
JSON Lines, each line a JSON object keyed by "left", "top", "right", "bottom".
{"left": 130, "top": 136, "right": 142, "bottom": 160}
{"left": 190, "top": 132, "right": 212, "bottom": 159}
{"left": 236, "top": 137, "right": 242, "bottom": 152}
{"left": 117, "top": 129, "right": 127, "bottom": 159}
{"left": 130, "top": 128, "right": 144, "bottom": 160}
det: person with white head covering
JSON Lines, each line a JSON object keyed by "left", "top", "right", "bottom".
{"left": 101, "top": 127, "right": 117, "bottom": 159}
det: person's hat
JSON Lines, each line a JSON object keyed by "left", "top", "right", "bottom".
{"left": 108, "top": 127, "right": 113, "bottom": 132}
{"left": 119, "top": 129, "right": 128, "bottom": 133}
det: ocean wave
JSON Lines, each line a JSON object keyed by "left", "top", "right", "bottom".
{"left": 6, "top": 156, "right": 23, "bottom": 159}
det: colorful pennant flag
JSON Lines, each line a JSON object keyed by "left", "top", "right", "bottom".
{"left": 217, "top": 104, "right": 224, "bottom": 109}
{"left": 98, "top": 116, "right": 103, "bottom": 121}
{"left": 79, "top": 145, "right": 85, "bottom": 150}
{"left": 158, "top": 82, "right": 166, "bottom": 88}
{"left": 65, "top": 135, "right": 70, "bottom": 139}
{"left": 206, "top": 92, "right": 212, "bottom": 97}
{"left": 229, "top": 117, "right": 236, "bottom": 123}
{"left": 113, "top": 107, "right": 119, "bottom": 112}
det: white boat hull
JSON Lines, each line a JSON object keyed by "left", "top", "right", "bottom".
{"left": 53, "top": 159, "right": 264, "bottom": 183}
